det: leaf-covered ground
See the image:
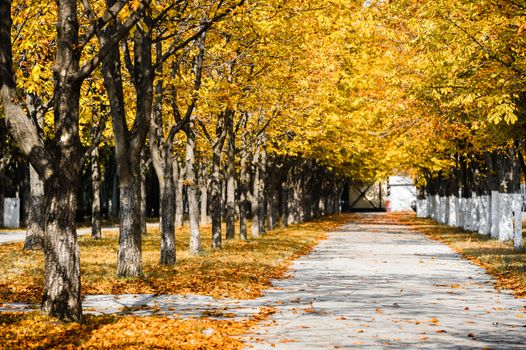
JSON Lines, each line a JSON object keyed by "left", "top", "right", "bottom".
{"left": 0, "top": 307, "right": 276, "bottom": 349}
{"left": 389, "top": 213, "right": 526, "bottom": 299}
{"left": 0, "top": 215, "right": 349, "bottom": 348}
{"left": 0, "top": 216, "right": 351, "bottom": 304}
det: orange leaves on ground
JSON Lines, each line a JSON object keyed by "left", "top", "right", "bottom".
{"left": 427, "top": 317, "right": 440, "bottom": 326}
{"left": 0, "top": 307, "right": 277, "bottom": 349}
{"left": 0, "top": 215, "right": 350, "bottom": 305}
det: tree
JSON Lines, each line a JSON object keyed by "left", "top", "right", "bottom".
{"left": 0, "top": 0, "right": 150, "bottom": 321}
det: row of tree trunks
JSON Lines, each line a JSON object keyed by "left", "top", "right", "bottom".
{"left": 417, "top": 150, "right": 523, "bottom": 250}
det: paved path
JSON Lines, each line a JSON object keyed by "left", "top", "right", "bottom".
{"left": 2, "top": 215, "right": 526, "bottom": 349}
{"left": 245, "top": 218, "right": 526, "bottom": 349}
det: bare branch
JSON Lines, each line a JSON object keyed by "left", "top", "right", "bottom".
{"left": 76, "top": 0, "right": 152, "bottom": 81}
{"left": 154, "top": 0, "right": 245, "bottom": 70}
{"left": 80, "top": 112, "right": 110, "bottom": 167}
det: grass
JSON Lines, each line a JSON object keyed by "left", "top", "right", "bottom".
{"left": 0, "top": 214, "right": 349, "bottom": 349}
{"left": 390, "top": 212, "right": 526, "bottom": 299}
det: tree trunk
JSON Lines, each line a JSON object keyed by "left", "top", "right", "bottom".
{"left": 225, "top": 113, "right": 236, "bottom": 240}
{"left": 150, "top": 68, "right": 176, "bottom": 263}
{"left": 160, "top": 146, "right": 176, "bottom": 264}
{"left": 478, "top": 155, "right": 491, "bottom": 235}
{"left": 498, "top": 153, "right": 514, "bottom": 241}
{"left": 257, "top": 136, "right": 267, "bottom": 234}
{"left": 239, "top": 143, "right": 249, "bottom": 240}
{"left": 117, "top": 177, "right": 143, "bottom": 276}
{"left": 185, "top": 123, "right": 201, "bottom": 256}
{"left": 24, "top": 164, "right": 45, "bottom": 249}
{"left": 41, "top": 175, "right": 81, "bottom": 322}
{"left": 101, "top": 23, "right": 152, "bottom": 277}
{"left": 511, "top": 149, "right": 523, "bottom": 250}
{"left": 210, "top": 152, "right": 223, "bottom": 248}
{"left": 487, "top": 153, "right": 500, "bottom": 238}
{"left": 174, "top": 157, "right": 184, "bottom": 228}
{"left": 267, "top": 185, "right": 279, "bottom": 230}
{"left": 0, "top": 115, "right": 4, "bottom": 228}
{"left": 281, "top": 186, "right": 289, "bottom": 227}
{"left": 111, "top": 170, "right": 119, "bottom": 219}
{"left": 199, "top": 162, "right": 209, "bottom": 226}
{"left": 91, "top": 147, "right": 102, "bottom": 239}
{"left": 250, "top": 147, "right": 261, "bottom": 238}
{"left": 209, "top": 113, "right": 227, "bottom": 248}
{"left": 42, "top": 0, "right": 83, "bottom": 321}
{"left": 140, "top": 152, "right": 148, "bottom": 236}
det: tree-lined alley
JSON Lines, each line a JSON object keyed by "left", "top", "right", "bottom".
{"left": 1, "top": 0, "right": 526, "bottom": 327}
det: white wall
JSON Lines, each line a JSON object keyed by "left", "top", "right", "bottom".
{"left": 3, "top": 198, "right": 20, "bottom": 228}
{"left": 388, "top": 176, "right": 416, "bottom": 212}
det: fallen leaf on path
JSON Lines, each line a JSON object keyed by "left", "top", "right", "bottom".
{"left": 428, "top": 317, "right": 440, "bottom": 325}
{"left": 280, "top": 339, "right": 297, "bottom": 343}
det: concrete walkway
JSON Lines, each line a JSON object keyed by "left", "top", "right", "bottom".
{"left": 1, "top": 215, "right": 526, "bottom": 349}
{"left": 245, "top": 218, "right": 526, "bottom": 349}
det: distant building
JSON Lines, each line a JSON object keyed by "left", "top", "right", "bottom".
{"left": 387, "top": 176, "right": 416, "bottom": 212}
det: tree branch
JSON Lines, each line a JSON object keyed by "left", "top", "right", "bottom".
{"left": 76, "top": 0, "right": 152, "bottom": 81}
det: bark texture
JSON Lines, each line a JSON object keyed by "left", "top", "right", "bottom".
{"left": 91, "top": 148, "right": 102, "bottom": 239}
{"left": 24, "top": 164, "right": 45, "bottom": 249}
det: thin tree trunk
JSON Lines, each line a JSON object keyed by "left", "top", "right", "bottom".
{"left": 257, "top": 136, "right": 267, "bottom": 234}
{"left": 199, "top": 162, "right": 209, "bottom": 226}
{"left": 267, "top": 185, "right": 279, "bottom": 230}
{"left": 24, "top": 164, "right": 45, "bottom": 249}
{"left": 160, "top": 146, "right": 176, "bottom": 264}
{"left": 281, "top": 185, "right": 289, "bottom": 227}
{"left": 174, "top": 157, "right": 184, "bottom": 228}
{"left": 209, "top": 114, "right": 227, "bottom": 248}
{"left": 185, "top": 122, "right": 201, "bottom": 256}
{"left": 91, "top": 147, "right": 102, "bottom": 239}
{"left": 251, "top": 147, "right": 261, "bottom": 238}
{"left": 0, "top": 117, "right": 4, "bottom": 228}
{"left": 140, "top": 152, "right": 148, "bottom": 236}
{"left": 498, "top": 153, "right": 514, "bottom": 241}
{"left": 210, "top": 154, "right": 223, "bottom": 248}
{"left": 239, "top": 142, "right": 249, "bottom": 240}
{"left": 512, "top": 149, "right": 523, "bottom": 250}
{"left": 225, "top": 112, "right": 236, "bottom": 240}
